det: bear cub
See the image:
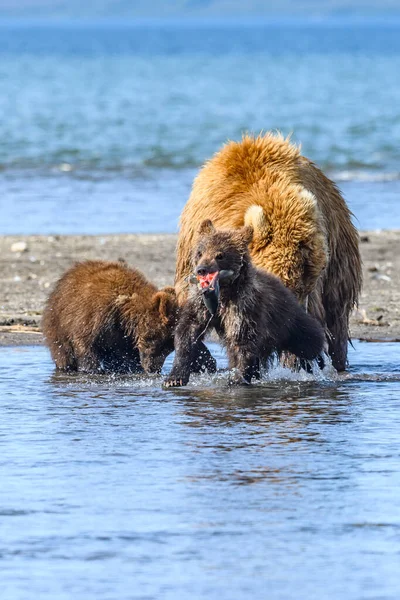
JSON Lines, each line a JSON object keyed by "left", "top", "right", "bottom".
{"left": 42, "top": 260, "right": 178, "bottom": 374}
{"left": 164, "top": 220, "right": 325, "bottom": 387}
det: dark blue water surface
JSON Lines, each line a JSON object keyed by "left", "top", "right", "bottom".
{"left": 0, "top": 20, "right": 399, "bottom": 233}
{"left": 1, "top": 341, "right": 400, "bottom": 599}
{"left": 1, "top": 20, "right": 400, "bottom": 56}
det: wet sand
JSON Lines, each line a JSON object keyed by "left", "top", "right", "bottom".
{"left": 0, "top": 231, "right": 399, "bottom": 346}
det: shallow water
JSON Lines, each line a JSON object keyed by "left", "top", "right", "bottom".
{"left": 1, "top": 341, "right": 400, "bottom": 599}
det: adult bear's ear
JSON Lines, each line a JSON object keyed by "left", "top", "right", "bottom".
{"left": 244, "top": 205, "right": 270, "bottom": 249}
{"left": 152, "top": 289, "right": 177, "bottom": 325}
{"left": 238, "top": 225, "right": 254, "bottom": 246}
{"left": 198, "top": 219, "right": 215, "bottom": 235}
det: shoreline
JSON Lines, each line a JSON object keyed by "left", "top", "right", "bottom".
{"left": 1, "top": 231, "right": 399, "bottom": 347}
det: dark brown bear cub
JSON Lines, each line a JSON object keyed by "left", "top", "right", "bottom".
{"left": 164, "top": 220, "right": 326, "bottom": 387}
{"left": 42, "top": 260, "right": 178, "bottom": 374}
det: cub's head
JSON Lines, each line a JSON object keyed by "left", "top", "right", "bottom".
{"left": 137, "top": 286, "right": 178, "bottom": 374}
{"left": 192, "top": 220, "right": 253, "bottom": 292}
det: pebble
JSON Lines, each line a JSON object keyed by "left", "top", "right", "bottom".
{"left": 372, "top": 273, "right": 391, "bottom": 282}
{"left": 368, "top": 263, "right": 380, "bottom": 272}
{"left": 10, "top": 241, "right": 28, "bottom": 253}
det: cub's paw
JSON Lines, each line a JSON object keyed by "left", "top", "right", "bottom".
{"left": 163, "top": 375, "right": 188, "bottom": 388}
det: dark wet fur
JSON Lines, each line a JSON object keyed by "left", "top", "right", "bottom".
{"left": 165, "top": 222, "right": 325, "bottom": 387}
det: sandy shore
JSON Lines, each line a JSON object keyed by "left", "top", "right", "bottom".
{"left": 1, "top": 231, "right": 399, "bottom": 346}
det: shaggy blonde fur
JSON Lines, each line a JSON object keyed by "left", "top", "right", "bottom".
{"left": 175, "top": 133, "right": 362, "bottom": 371}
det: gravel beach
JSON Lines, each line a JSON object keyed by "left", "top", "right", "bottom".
{"left": 0, "top": 231, "right": 399, "bottom": 346}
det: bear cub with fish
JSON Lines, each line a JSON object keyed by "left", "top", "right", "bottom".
{"left": 164, "top": 220, "right": 325, "bottom": 387}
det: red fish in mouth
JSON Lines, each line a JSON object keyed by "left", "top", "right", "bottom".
{"left": 192, "top": 269, "right": 234, "bottom": 316}
{"left": 197, "top": 271, "right": 219, "bottom": 290}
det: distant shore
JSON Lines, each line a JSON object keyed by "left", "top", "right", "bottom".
{"left": 1, "top": 231, "right": 399, "bottom": 347}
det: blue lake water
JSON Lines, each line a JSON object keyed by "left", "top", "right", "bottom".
{"left": 0, "top": 20, "right": 399, "bottom": 234}
{"left": 1, "top": 341, "right": 400, "bottom": 599}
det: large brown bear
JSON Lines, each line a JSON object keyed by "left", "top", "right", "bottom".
{"left": 175, "top": 133, "right": 362, "bottom": 371}
{"left": 42, "top": 260, "right": 178, "bottom": 374}
{"left": 164, "top": 220, "right": 325, "bottom": 387}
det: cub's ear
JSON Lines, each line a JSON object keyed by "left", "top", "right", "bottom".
{"left": 160, "top": 286, "right": 176, "bottom": 297}
{"left": 152, "top": 290, "right": 177, "bottom": 325}
{"left": 198, "top": 219, "right": 215, "bottom": 236}
{"left": 238, "top": 225, "right": 254, "bottom": 246}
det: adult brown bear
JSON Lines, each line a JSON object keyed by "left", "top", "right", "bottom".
{"left": 175, "top": 133, "right": 362, "bottom": 371}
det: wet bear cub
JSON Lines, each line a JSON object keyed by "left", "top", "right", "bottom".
{"left": 42, "top": 260, "right": 178, "bottom": 374}
{"left": 164, "top": 220, "right": 325, "bottom": 387}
